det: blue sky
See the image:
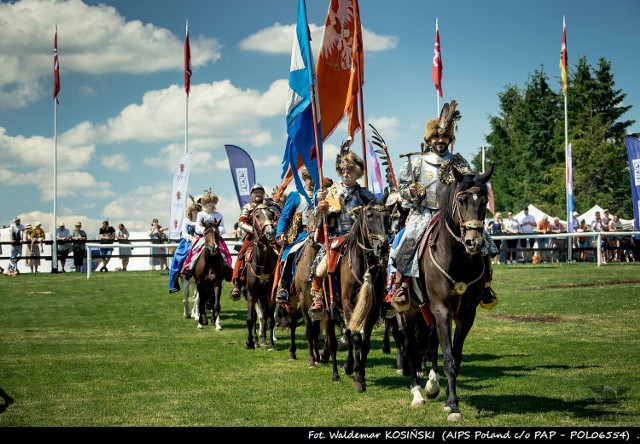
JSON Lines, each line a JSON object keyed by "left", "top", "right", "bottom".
{"left": 1, "top": 0, "right": 639, "bottom": 239}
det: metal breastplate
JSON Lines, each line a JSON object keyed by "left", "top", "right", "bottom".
{"left": 418, "top": 152, "right": 451, "bottom": 209}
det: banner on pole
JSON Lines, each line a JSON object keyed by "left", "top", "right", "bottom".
{"left": 169, "top": 153, "right": 191, "bottom": 240}
{"left": 225, "top": 144, "right": 256, "bottom": 210}
{"left": 366, "top": 141, "right": 383, "bottom": 198}
{"left": 625, "top": 136, "right": 640, "bottom": 234}
{"left": 566, "top": 142, "right": 575, "bottom": 232}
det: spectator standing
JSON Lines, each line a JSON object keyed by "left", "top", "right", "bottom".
{"left": 98, "top": 220, "right": 116, "bottom": 272}
{"left": 116, "top": 223, "right": 132, "bottom": 271}
{"left": 535, "top": 215, "right": 551, "bottom": 263}
{"left": 518, "top": 207, "right": 537, "bottom": 264}
{"left": 22, "top": 224, "right": 35, "bottom": 273}
{"left": 9, "top": 216, "right": 25, "bottom": 262}
{"left": 487, "top": 213, "right": 504, "bottom": 264}
{"left": 148, "top": 218, "right": 168, "bottom": 271}
{"left": 56, "top": 222, "right": 71, "bottom": 272}
{"left": 576, "top": 219, "right": 590, "bottom": 262}
{"left": 549, "top": 217, "right": 567, "bottom": 262}
{"left": 504, "top": 211, "right": 520, "bottom": 264}
{"left": 590, "top": 211, "right": 607, "bottom": 263}
{"left": 608, "top": 213, "right": 624, "bottom": 262}
{"left": 71, "top": 222, "right": 87, "bottom": 272}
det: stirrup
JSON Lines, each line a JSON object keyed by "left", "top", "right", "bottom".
{"left": 480, "top": 284, "right": 499, "bottom": 310}
{"left": 230, "top": 286, "right": 242, "bottom": 301}
{"left": 308, "top": 294, "right": 324, "bottom": 320}
{"left": 391, "top": 285, "right": 410, "bottom": 313}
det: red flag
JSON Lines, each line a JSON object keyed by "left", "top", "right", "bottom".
{"left": 53, "top": 29, "right": 60, "bottom": 103}
{"left": 432, "top": 21, "right": 443, "bottom": 99}
{"left": 559, "top": 17, "right": 568, "bottom": 96}
{"left": 317, "top": 0, "right": 363, "bottom": 141}
{"left": 184, "top": 21, "right": 192, "bottom": 96}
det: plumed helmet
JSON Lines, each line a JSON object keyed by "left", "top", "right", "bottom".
{"left": 335, "top": 151, "right": 364, "bottom": 179}
{"left": 251, "top": 183, "right": 265, "bottom": 193}
{"left": 424, "top": 100, "right": 461, "bottom": 142}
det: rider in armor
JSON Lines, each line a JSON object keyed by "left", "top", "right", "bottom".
{"left": 230, "top": 183, "right": 268, "bottom": 301}
{"left": 273, "top": 168, "right": 315, "bottom": 307}
{"left": 389, "top": 100, "right": 498, "bottom": 312}
{"left": 309, "top": 142, "right": 375, "bottom": 320}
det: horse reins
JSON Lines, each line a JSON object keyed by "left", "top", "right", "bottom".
{"left": 249, "top": 205, "right": 277, "bottom": 283}
{"left": 429, "top": 185, "right": 485, "bottom": 298}
{"left": 350, "top": 205, "right": 388, "bottom": 285}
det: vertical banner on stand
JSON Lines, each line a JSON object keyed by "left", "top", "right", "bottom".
{"left": 225, "top": 144, "right": 256, "bottom": 209}
{"left": 625, "top": 136, "right": 640, "bottom": 234}
{"left": 366, "top": 141, "right": 383, "bottom": 198}
{"left": 566, "top": 142, "right": 575, "bottom": 232}
{"left": 169, "top": 153, "right": 191, "bottom": 240}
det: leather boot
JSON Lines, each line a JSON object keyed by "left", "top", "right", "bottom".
{"left": 276, "top": 281, "right": 291, "bottom": 304}
{"left": 391, "top": 277, "right": 411, "bottom": 312}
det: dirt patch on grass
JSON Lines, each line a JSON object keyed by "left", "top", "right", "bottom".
{"left": 524, "top": 279, "right": 640, "bottom": 291}
{"left": 486, "top": 313, "right": 564, "bottom": 323}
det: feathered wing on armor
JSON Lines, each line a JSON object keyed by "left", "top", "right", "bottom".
{"left": 369, "top": 124, "right": 398, "bottom": 192}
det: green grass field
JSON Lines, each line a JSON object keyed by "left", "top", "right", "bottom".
{"left": 1, "top": 263, "right": 639, "bottom": 427}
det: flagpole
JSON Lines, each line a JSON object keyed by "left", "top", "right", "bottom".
{"left": 356, "top": 33, "right": 368, "bottom": 189}
{"left": 52, "top": 25, "right": 59, "bottom": 274}
{"left": 310, "top": 83, "right": 336, "bottom": 313}
{"left": 185, "top": 20, "right": 189, "bottom": 155}
{"left": 561, "top": 16, "right": 572, "bottom": 263}
{"left": 435, "top": 18, "right": 440, "bottom": 115}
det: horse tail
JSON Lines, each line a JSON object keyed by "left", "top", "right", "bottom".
{"left": 348, "top": 270, "right": 374, "bottom": 332}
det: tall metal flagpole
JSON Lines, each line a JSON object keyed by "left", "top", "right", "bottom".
{"left": 561, "top": 16, "right": 572, "bottom": 263}
{"left": 185, "top": 20, "right": 189, "bottom": 155}
{"left": 52, "top": 25, "right": 59, "bottom": 274}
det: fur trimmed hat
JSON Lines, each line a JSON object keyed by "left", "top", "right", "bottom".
{"left": 336, "top": 151, "right": 364, "bottom": 179}
{"left": 200, "top": 189, "right": 219, "bottom": 206}
{"left": 424, "top": 100, "right": 461, "bottom": 142}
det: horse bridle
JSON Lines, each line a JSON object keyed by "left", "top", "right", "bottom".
{"left": 251, "top": 204, "right": 276, "bottom": 245}
{"left": 350, "top": 204, "right": 389, "bottom": 283}
{"left": 203, "top": 225, "right": 219, "bottom": 255}
{"left": 446, "top": 186, "right": 485, "bottom": 243}
{"left": 429, "top": 185, "right": 485, "bottom": 297}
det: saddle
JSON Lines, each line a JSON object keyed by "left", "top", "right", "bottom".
{"left": 417, "top": 212, "right": 441, "bottom": 259}
{"left": 328, "top": 236, "right": 348, "bottom": 274}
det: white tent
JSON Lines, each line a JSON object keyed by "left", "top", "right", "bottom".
{"left": 514, "top": 204, "right": 561, "bottom": 224}
{"left": 578, "top": 205, "right": 634, "bottom": 230}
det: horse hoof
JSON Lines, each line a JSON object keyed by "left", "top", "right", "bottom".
{"left": 183, "top": 314, "right": 191, "bottom": 319}
{"left": 197, "top": 323, "right": 204, "bottom": 330}
{"left": 246, "top": 342, "right": 255, "bottom": 350}
{"left": 447, "top": 412, "right": 463, "bottom": 421}
{"left": 354, "top": 382, "right": 367, "bottom": 393}
{"left": 215, "top": 325, "right": 222, "bottom": 331}
{"left": 411, "top": 399, "right": 426, "bottom": 408}
{"left": 443, "top": 405, "right": 451, "bottom": 413}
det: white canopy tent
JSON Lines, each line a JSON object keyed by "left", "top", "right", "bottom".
{"left": 577, "top": 205, "right": 634, "bottom": 230}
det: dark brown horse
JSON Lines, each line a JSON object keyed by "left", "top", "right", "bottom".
{"left": 193, "top": 221, "right": 225, "bottom": 331}
{"left": 321, "top": 197, "right": 390, "bottom": 391}
{"left": 288, "top": 209, "right": 323, "bottom": 366}
{"left": 396, "top": 166, "right": 494, "bottom": 420}
{"left": 244, "top": 203, "right": 279, "bottom": 350}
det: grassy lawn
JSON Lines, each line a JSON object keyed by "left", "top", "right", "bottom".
{"left": 0, "top": 262, "right": 639, "bottom": 427}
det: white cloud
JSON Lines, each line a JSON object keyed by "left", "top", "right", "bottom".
{"left": 0, "top": 0, "right": 222, "bottom": 109}
{"left": 101, "top": 153, "right": 130, "bottom": 172}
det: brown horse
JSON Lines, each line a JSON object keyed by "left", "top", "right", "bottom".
{"left": 320, "top": 197, "right": 390, "bottom": 391}
{"left": 288, "top": 209, "right": 323, "bottom": 366}
{"left": 244, "top": 203, "right": 279, "bottom": 350}
{"left": 193, "top": 221, "right": 225, "bottom": 331}
{"left": 396, "top": 166, "right": 494, "bottom": 420}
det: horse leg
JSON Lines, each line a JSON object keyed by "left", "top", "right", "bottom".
{"left": 246, "top": 299, "right": 256, "bottom": 349}
{"left": 267, "top": 304, "right": 276, "bottom": 351}
{"left": 182, "top": 277, "right": 191, "bottom": 318}
{"left": 433, "top": 307, "right": 462, "bottom": 421}
{"left": 423, "top": 324, "right": 441, "bottom": 400}
{"left": 191, "top": 287, "right": 200, "bottom": 320}
{"left": 288, "top": 309, "right": 298, "bottom": 361}
{"left": 197, "top": 285, "right": 209, "bottom": 329}
{"left": 381, "top": 319, "right": 391, "bottom": 354}
{"left": 213, "top": 283, "right": 222, "bottom": 331}
{"left": 343, "top": 329, "right": 354, "bottom": 376}
{"left": 324, "top": 317, "right": 341, "bottom": 383}
{"left": 397, "top": 316, "right": 425, "bottom": 407}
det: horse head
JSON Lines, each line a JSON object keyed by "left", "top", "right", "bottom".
{"left": 202, "top": 220, "right": 220, "bottom": 255}
{"left": 252, "top": 203, "right": 277, "bottom": 243}
{"left": 351, "top": 199, "right": 390, "bottom": 264}
{"left": 444, "top": 164, "right": 494, "bottom": 255}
